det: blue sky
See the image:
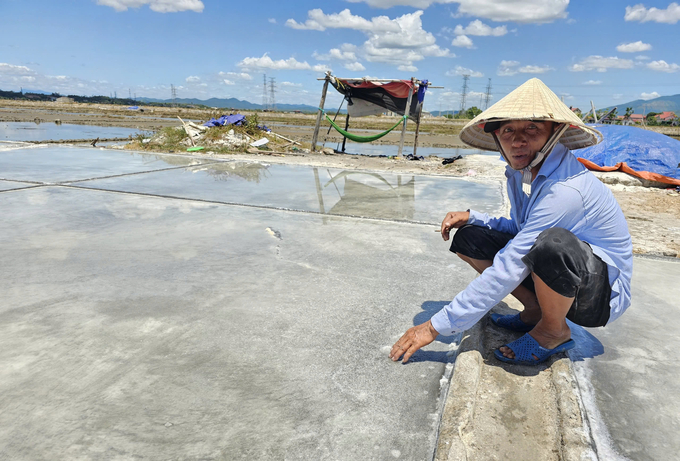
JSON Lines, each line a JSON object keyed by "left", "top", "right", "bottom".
{"left": 1, "top": 0, "right": 679, "bottom": 112}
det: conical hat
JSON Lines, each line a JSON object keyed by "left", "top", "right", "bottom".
{"left": 459, "top": 78, "right": 602, "bottom": 151}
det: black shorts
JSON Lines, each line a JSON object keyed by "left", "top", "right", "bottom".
{"left": 450, "top": 225, "right": 611, "bottom": 327}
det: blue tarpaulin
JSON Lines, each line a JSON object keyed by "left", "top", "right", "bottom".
{"left": 574, "top": 124, "right": 680, "bottom": 185}
{"left": 204, "top": 114, "right": 246, "bottom": 127}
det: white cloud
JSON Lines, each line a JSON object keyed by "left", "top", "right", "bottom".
{"left": 452, "top": 35, "right": 474, "bottom": 48}
{"left": 280, "top": 81, "right": 303, "bottom": 87}
{"left": 616, "top": 41, "right": 652, "bottom": 53}
{"left": 313, "top": 46, "right": 358, "bottom": 61}
{"left": 219, "top": 71, "right": 252, "bottom": 80}
{"left": 96, "top": 0, "right": 204, "bottom": 13}
{"left": 519, "top": 65, "right": 553, "bottom": 74}
{"left": 612, "top": 94, "right": 623, "bottom": 100}
{"left": 453, "top": 19, "right": 507, "bottom": 36}
{"left": 635, "top": 55, "right": 650, "bottom": 61}
{"left": 288, "top": 9, "right": 451, "bottom": 69}
{"left": 640, "top": 91, "right": 660, "bottom": 100}
{"left": 647, "top": 60, "right": 680, "bottom": 73}
{"left": 625, "top": 2, "right": 680, "bottom": 24}
{"left": 446, "top": 66, "right": 483, "bottom": 77}
{"left": 398, "top": 64, "right": 418, "bottom": 72}
{"left": 344, "top": 62, "right": 366, "bottom": 71}
{"left": 312, "top": 64, "right": 332, "bottom": 72}
{"left": 268, "top": 18, "right": 276, "bottom": 24}
{"left": 569, "top": 56, "right": 634, "bottom": 72}
{"left": 583, "top": 80, "right": 602, "bottom": 85}
{"left": 286, "top": 8, "right": 399, "bottom": 31}
{"left": 497, "top": 60, "right": 520, "bottom": 76}
{"left": 0, "top": 63, "right": 36, "bottom": 76}
{"left": 223, "top": 79, "right": 235, "bottom": 85}
{"left": 453, "top": 0, "right": 568, "bottom": 24}
{"left": 345, "top": 0, "right": 569, "bottom": 24}
{"left": 185, "top": 76, "right": 200, "bottom": 83}
{"left": 21, "top": 76, "right": 36, "bottom": 82}
{"left": 238, "top": 54, "right": 312, "bottom": 71}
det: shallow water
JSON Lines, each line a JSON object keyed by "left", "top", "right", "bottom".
{"left": 322, "top": 141, "right": 499, "bottom": 159}
{"left": 0, "top": 145, "right": 504, "bottom": 224}
{"left": 0, "top": 122, "right": 142, "bottom": 141}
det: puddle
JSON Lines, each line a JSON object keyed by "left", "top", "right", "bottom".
{"left": 0, "top": 122, "right": 143, "bottom": 142}
{"left": 0, "top": 146, "right": 210, "bottom": 183}
{"left": 75, "top": 160, "right": 504, "bottom": 224}
{"left": 320, "top": 142, "right": 499, "bottom": 159}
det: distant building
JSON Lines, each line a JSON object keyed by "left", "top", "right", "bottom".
{"left": 655, "top": 111, "right": 677, "bottom": 124}
{"left": 629, "top": 114, "right": 645, "bottom": 124}
{"left": 55, "top": 97, "right": 74, "bottom": 103}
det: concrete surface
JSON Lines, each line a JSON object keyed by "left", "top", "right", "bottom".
{"left": 0, "top": 146, "right": 504, "bottom": 460}
{"left": 2, "top": 145, "right": 676, "bottom": 461}
{"left": 435, "top": 255, "right": 680, "bottom": 461}
{"left": 0, "top": 179, "right": 37, "bottom": 191}
{"left": 570, "top": 256, "right": 680, "bottom": 461}
{"left": 435, "top": 298, "right": 596, "bottom": 461}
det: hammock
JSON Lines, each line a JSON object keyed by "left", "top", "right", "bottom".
{"left": 325, "top": 113, "right": 406, "bottom": 143}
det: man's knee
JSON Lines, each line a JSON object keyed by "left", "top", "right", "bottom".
{"left": 450, "top": 224, "right": 478, "bottom": 250}
{"left": 524, "top": 227, "right": 583, "bottom": 297}
{"left": 528, "top": 228, "right": 580, "bottom": 261}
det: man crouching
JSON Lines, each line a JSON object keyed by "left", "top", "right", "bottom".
{"left": 390, "top": 78, "right": 632, "bottom": 366}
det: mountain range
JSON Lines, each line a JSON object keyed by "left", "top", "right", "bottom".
{"left": 141, "top": 94, "right": 680, "bottom": 116}
{"left": 4, "top": 88, "right": 678, "bottom": 116}
{"left": 137, "top": 97, "right": 324, "bottom": 113}
{"left": 601, "top": 94, "right": 680, "bottom": 115}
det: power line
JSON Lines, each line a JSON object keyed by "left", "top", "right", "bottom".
{"left": 484, "top": 78, "right": 492, "bottom": 110}
{"left": 460, "top": 74, "right": 470, "bottom": 113}
{"left": 269, "top": 77, "right": 276, "bottom": 111}
{"left": 262, "top": 74, "right": 268, "bottom": 109}
{"left": 170, "top": 84, "right": 177, "bottom": 106}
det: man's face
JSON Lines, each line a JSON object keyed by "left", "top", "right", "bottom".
{"left": 496, "top": 120, "right": 555, "bottom": 170}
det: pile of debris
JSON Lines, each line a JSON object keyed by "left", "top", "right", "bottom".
{"left": 138, "top": 113, "right": 304, "bottom": 155}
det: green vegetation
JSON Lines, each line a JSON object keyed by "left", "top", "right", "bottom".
{"left": 458, "top": 106, "right": 483, "bottom": 119}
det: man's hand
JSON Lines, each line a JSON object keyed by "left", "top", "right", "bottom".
{"left": 389, "top": 320, "right": 440, "bottom": 363}
{"left": 440, "top": 211, "right": 470, "bottom": 241}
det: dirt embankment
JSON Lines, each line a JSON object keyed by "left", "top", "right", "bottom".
{"left": 2, "top": 100, "right": 679, "bottom": 257}
{"left": 0, "top": 99, "right": 469, "bottom": 147}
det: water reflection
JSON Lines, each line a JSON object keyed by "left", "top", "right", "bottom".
{"left": 193, "top": 161, "right": 270, "bottom": 183}
{"left": 0, "top": 122, "right": 140, "bottom": 142}
{"left": 314, "top": 168, "right": 415, "bottom": 221}
{"left": 331, "top": 142, "right": 499, "bottom": 159}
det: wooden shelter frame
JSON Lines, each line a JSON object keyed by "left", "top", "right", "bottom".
{"left": 311, "top": 72, "right": 441, "bottom": 156}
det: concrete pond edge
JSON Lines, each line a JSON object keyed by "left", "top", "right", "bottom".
{"left": 433, "top": 313, "right": 598, "bottom": 461}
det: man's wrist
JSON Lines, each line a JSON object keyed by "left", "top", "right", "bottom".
{"left": 427, "top": 320, "right": 439, "bottom": 337}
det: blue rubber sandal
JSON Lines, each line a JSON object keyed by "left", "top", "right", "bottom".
{"left": 494, "top": 333, "right": 575, "bottom": 365}
{"left": 490, "top": 313, "right": 536, "bottom": 333}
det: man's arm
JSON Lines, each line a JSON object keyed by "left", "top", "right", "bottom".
{"left": 389, "top": 211, "right": 466, "bottom": 363}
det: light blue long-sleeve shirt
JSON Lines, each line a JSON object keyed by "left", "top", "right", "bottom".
{"left": 430, "top": 144, "right": 633, "bottom": 336}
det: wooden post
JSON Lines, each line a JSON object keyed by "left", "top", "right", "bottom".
{"left": 412, "top": 99, "right": 424, "bottom": 157}
{"left": 312, "top": 74, "right": 331, "bottom": 152}
{"left": 341, "top": 113, "right": 350, "bottom": 152}
{"left": 177, "top": 115, "right": 195, "bottom": 147}
{"left": 397, "top": 78, "right": 415, "bottom": 157}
